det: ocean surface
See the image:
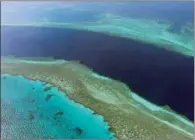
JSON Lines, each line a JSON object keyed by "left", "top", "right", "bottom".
{"left": 1, "top": 25, "right": 194, "bottom": 121}
{"left": 1, "top": 74, "right": 115, "bottom": 139}
{"left": 2, "top": 2, "right": 194, "bottom": 34}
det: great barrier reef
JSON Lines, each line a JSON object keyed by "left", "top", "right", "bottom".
{"left": 1, "top": 1, "right": 194, "bottom": 140}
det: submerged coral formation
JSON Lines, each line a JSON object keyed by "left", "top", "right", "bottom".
{"left": 2, "top": 13, "right": 194, "bottom": 56}
{"left": 1, "top": 73, "right": 115, "bottom": 139}
{"left": 1, "top": 57, "right": 194, "bottom": 140}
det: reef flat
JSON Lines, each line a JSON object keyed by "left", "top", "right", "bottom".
{"left": 1, "top": 73, "right": 115, "bottom": 139}
{"left": 1, "top": 57, "right": 194, "bottom": 140}
{"left": 2, "top": 13, "right": 194, "bottom": 57}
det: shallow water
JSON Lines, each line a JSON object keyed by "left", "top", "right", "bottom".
{"left": 1, "top": 74, "right": 115, "bottom": 139}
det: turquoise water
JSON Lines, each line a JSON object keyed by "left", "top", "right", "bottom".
{"left": 1, "top": 74, "right": 115, "bottom": 139}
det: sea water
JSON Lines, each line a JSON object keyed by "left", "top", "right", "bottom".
{"left": 1, "top": 74, "right": 115, "bottom": 139}
{"left": 2, "top": 25, "right": 194, "bottom": 121}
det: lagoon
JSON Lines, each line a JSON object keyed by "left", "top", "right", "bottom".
{"left": 1, "top": 74, "right": 115, "bottom": 139}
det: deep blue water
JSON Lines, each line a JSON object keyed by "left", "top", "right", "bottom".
{"left": 1, "top": 26, "right": 194, "bottom": 121}
{"left": 1, "top": 74, "right": 115, "bottom": 139}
